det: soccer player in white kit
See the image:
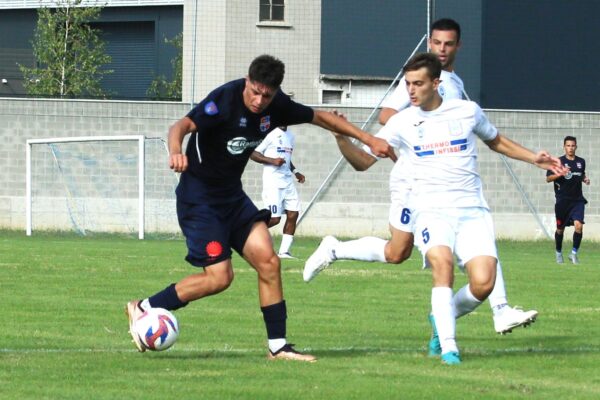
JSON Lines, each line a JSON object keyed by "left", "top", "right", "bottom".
{"left": 372, "top": 53, "right": 562, "bottom": 364}
{"left": 251, "top": 126, "right": 305, "bottom": 258}
{"left": 304, "top": 18, "right": 539, "bottom": 336}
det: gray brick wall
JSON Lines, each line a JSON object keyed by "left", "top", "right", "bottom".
{"left": 1, "top": 98, "right": 598, "bottom": 240}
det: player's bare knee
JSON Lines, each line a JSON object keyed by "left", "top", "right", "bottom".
{"left": 386, "top": 250, "right": 410, "bottom": 264}
{"left": 268, "top": 217, "right": 281, "bottom": 227}
{"left": 206, "top": 268, "right": 234, "bottom": 293}
{"left": 255, "top": 254, "right": 281, "bottom": 282}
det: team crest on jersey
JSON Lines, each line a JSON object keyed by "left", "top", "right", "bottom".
{"left": 260, "top": 116, "right": 271, "bottom": 132}
{"left": 239, "top": 117, "right": 247, "bottom": 127}
{"left": 577, "top": 162, "right": 582, "bottom": 169}
{"left": 204, "top": 101, "right": 218, "bottom": 115}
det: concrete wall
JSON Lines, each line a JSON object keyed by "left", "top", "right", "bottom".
{"left": 1, "top": 97, "right": 598, "bottom": 240}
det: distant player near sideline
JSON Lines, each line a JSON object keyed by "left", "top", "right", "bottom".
{"left": 546, "top": 136, "right": 590, "bottom": 265}
{"left": 304, "top": 18, "right": 539, "bottom": 336}
{"left": 250, "top": 126, "right": 304, "bottom": 259}
{"left": 124, "top": 54, "right": 395, "bottom": 362}
{"left": 316, "top": 53, "right": 565, "bottom": 365}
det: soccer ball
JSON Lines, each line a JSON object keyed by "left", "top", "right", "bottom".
{"left": 134, "top": 308, "right": 179, "bottom": 351}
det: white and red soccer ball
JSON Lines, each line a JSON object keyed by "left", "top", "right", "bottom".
{"left": 134, "top": 308, "right": 179, "bottom": 351}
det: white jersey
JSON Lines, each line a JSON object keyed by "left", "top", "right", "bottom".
{"left": 376, "top": 99, "right": 498, "bottom": 210}
{"left": 254, "top": 127, "right": 295, "bottom": 188}
{"left": 381, "top": 70, "right": 465, "bottom": 111}
{"left": 375, "top": 70, "right": 466, "bottom": 197}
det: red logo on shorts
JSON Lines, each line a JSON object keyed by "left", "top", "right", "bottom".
{"left": 206, "top": 241, "right": 223, "bottom": 258}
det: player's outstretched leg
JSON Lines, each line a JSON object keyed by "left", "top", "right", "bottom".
{"left": 125, "top": 300, "right": 146, "bottom": 352}
{"left": 303, "top": 236, "right": 339, "bottom": 282}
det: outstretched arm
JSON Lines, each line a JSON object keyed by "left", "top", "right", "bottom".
{"left": 485, "top": 133, "right": 567, "bottom": 176}
{"left": 312, "top": 110, "right": 397, "bottom": 161}
{"left": 168, "top": 116, "right": 197, "bottom": 172}
{"left": 332, "top": 133, "right": 378, "bottom": 171}
{"left": 250, "top": 151, "right": 285, "bottom": 167}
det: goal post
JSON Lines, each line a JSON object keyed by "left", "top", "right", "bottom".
{"left": 26, "top": 135, "right": 146, "bottom": 239}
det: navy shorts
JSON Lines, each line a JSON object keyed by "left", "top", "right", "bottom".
{"left": 555, "top": 199, "right": 586, "bottom": 229}
{"left": 177, "top": 194, "right": 271, "bottom": 268}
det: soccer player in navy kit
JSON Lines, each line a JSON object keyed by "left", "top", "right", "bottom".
{"left": 547, "top": 136, "right": 590, "bottom": 265}
{"left": 125, "top": 54, "right": 395, "bottom": 361}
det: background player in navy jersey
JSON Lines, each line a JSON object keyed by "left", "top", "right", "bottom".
{"left": 125, "top": 54, "right": 395, "bottom": 362}
{"left": 546, "top": 136, "right": 590, "bottom": 265}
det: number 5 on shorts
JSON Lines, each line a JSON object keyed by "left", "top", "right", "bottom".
{"left": 422, "top": 227, "right": 430, "bottom": 244}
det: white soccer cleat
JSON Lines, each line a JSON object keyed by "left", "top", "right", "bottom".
{"left": 303, "top": 235, "right": 338, "bottom": 282}
{"left": 493, "top": 306, "right": 538, "bottom": 334}
{"left": 125, "top": 300, "right": 147, "bottom": 352}
{"left": 278, "top": 252, "right": 296, "bottom": 259}
{"left": 568, "top": 253, "right": 580, "bottom": 265}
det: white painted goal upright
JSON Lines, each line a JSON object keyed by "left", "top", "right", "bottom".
{"left": 25, "top": 135, "right": 178, "bottom": 239}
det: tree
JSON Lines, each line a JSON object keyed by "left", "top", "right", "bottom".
{"left": 19, "top": 0, "right": 112, "bottom": 98}
{"left": 146, "top": 33, "right": 182, "bottom": 101}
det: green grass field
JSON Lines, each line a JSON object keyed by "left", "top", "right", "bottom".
{"left": 1, "top": 230, "right": 599, "bottom": 399}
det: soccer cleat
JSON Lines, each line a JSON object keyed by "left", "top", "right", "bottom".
{"left": 441, "top": 351, "right": 461, "bottom": 365}
{"left": 278, "top": 252, "right": 296, "bottom": 260}
{"left": 568, "top": 253, "right": 580, "bottom": 265}
{"left": 267, "top": 344, "right": 317, "bottom": 363}
{"left": 428, "top": 313, "right": 441, "bottom": 357}
{"left": 303, "top": 236, "right": 339, "bottom": 282}
{"left": 493, "top": 306, "right": 538, "bottom": 334}
{"left": 555, "top": 252, "right": 564, "bottom": 264}
{"left": 125, "top": 300, "right": 146, "bottom": 352}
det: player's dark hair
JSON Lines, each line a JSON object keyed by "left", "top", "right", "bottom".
{"left": 431, "top": 18, "right": 461, "bottom": 42}
{"left": 248, "top": 54, "right": 285, "bottom": 89}
{"left": 403, "top": 53, "right": 442, "bottom": 80}
{"left": 564, "top": 135, "right": 577, "bottom": 144}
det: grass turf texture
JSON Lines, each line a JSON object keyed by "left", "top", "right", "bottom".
{"left": 1, "top": 230, "right": 599, "bottom": 399}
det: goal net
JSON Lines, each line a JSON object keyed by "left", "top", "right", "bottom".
{"left": 26, "top": 135, "right": 179, "bottom": 239}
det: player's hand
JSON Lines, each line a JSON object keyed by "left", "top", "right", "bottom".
{"left": 329, "top": 110, "right": 345, "bottom": 138}
{"left": 583, "top": 176, "right": 590, "bottom": 185}
{"left": 295, "top": 172, "right": 306, "bottom": 183}
{"left": 169, "top": 153, "right": 188, "bottom": 172}
{"left": 534, "top": 151, "right": 567, "bottom": 176}
{"left": 367, "top": 136, "right": 397, "bottom": 162}
{"left": 273, "top": 158, "right": 285, "bottom": 167}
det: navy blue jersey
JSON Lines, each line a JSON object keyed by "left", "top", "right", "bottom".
{"left": 547, "top": 155, "right": 586, "bottom": 201}
{"left": 176, "top": 78, "right": 314, "bottom": 204}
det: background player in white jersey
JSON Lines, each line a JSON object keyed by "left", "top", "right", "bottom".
{"left": 251, "top": 126, "right": 305, "bottom": 258}
{"left": 363, "top": 53, "right": 563, "bottom": 364}
{"left": 304, "top": 18, "right": 538, "bottom": 336}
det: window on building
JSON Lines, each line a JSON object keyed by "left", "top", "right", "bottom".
{"left": 259, "top": 0, "right": 285, "bottom": 22}
{"left": 322, "top": 90, "right": 343, "bottom": 104}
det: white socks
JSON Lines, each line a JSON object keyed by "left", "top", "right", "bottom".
{"left": 453, "top": 285, "right": 482, "bottom": 319}
{"left": 279, "top": 234, "right": 294, "bottom": 255}
{"left": 268, "top": 338, "right": 287, "bottom": 353}
{"left": 333, "top": 236, "right": 387, "bottom": 262}
{"left": 488, "top": 260, "right": 508, "bottom": 314}
{"left": 431, "top": 287, "right": 458, "bottom": 354}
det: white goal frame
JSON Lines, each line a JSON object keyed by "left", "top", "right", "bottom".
{"left": 26, "top": 135, "right": 146, "bottom": 239}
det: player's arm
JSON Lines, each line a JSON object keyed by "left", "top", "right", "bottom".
{"left": 289, "top": 161, "right": 305, "bottom": 183}
{"left": 250, "top": 151, "right": 285, "bottom": 167}
{"left": 311, "top": 110, "right": 396, "bottom": 161}
{"left": 332, "top": 133, "right": 377, "bottom": 171}
{"left": 168, "top": 116, "right": 197, "bottom": 172}
{"left": 546, "top": 172, "right": 564, "bottom": 183}
{"left": 485, "top": 133, "right": 567, "bottom": 176}
{"left": 378, "top": 108, "right": 397, "bottom": 125}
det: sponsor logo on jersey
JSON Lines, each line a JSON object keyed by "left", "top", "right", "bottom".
{"left": 260, "top": 116, "right": 271, "bottom": 132}
{"left": 239, "top": 117, "right": 247, "bottom": 127}
{"left": 204, "top": 101, "right": 219, "bottom": 115}
{"left": 227, "top": 137, "right": 263, "bottom": 155}
{"left": 414, "top": 138, "right": 467, "bottom": 157}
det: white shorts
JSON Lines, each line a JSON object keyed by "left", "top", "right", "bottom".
{"left": 388, "top": 186, "right": 413, "bottom": 233}
{"left": 413, "top": 207, "right": 497, "bottom": 265}
{"left": 262, "top": 182, "right": 300, "bottom": 218}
